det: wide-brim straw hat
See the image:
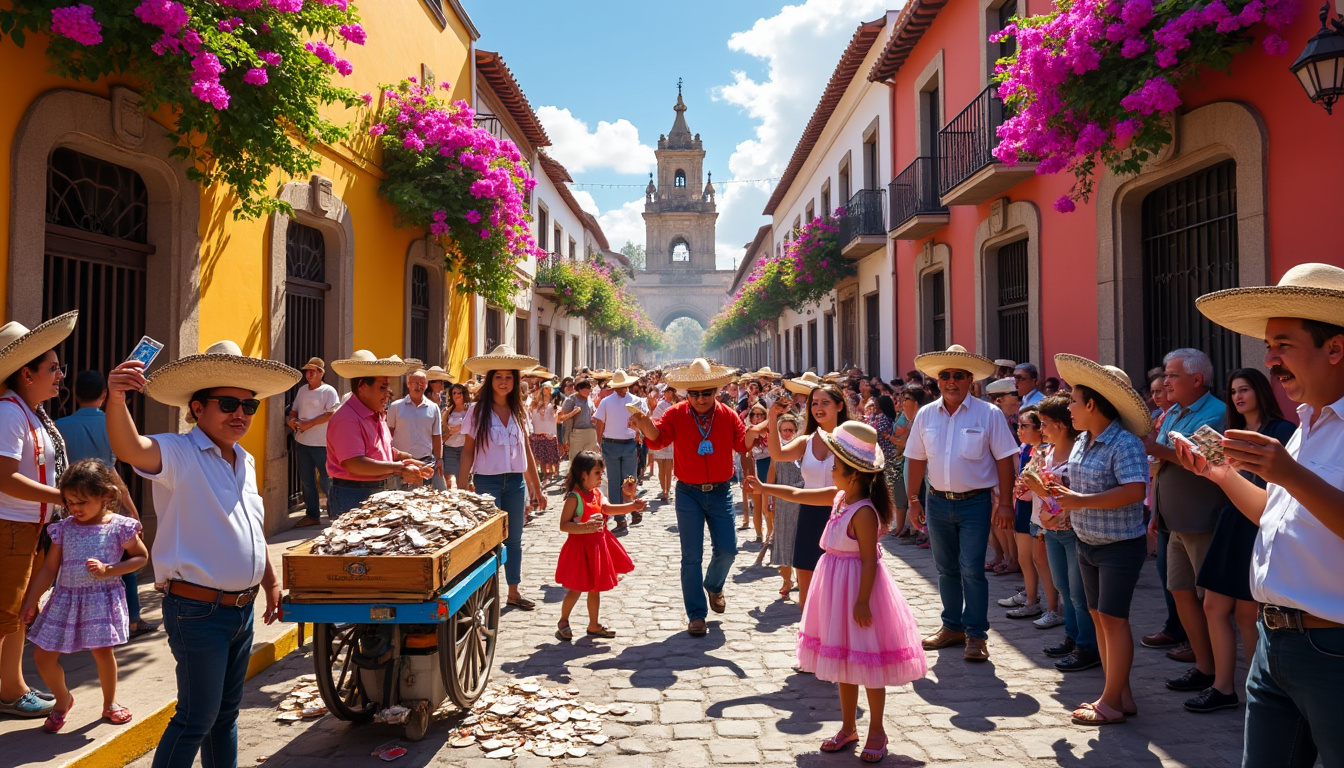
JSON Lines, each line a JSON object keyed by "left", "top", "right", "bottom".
{"left": 143, "top": 340, "right": 301, "bottom": 409}
{"left": 914, "top": 344, "right": 997, "bottom": 381}
{"left": 993, "top": 358, "right": 1017, "bottom": 369}
{"left": 663, "top": 358, "right": 735, "bottom": 390}
{"left": 464, "top": 345, "right": 539, "bottom": 375}
{"left": 424, "top": 365, "right": 455, "bottom": 382}
{"left": 330, "top": 350, "right": 418, "bottom": 378}
{"left": 754, "top": 366, "right": 778, "bottom": 380}
{"left": 607, "top": 369, "right": 639, "bottom": 388}
{"left": 590, "top": 369, "right": 614, "bottom": 382}
{"left": 301, "top": 357, "right": 325, "bottom": 373}
{"left": 1196, "top": 262, "right": 1344, "bottom": 340}
{"left": 523, "top": 365, "right": 555, "bottom": 381}
{"left": 0, "top": 310, "right": 78, "bottom": 383}
{"left": 819, "top": 422, "right": 885, "bottom": 473}
{"left": 1054, "top": 354, "right": 1153, "bottom": 437}
{"left": 985, "top": 377, "right": 1017, "bottom": 395}
{"left": 784, "top": 371, "right": 823, "bottom": 395}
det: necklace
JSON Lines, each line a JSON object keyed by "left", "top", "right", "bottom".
{"left": 692, "top": 405, "right": 715, "bottom": 456}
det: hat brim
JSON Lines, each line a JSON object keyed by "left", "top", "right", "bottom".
{"left": 914, "top": 351, "right": 997, "bottom": 380}
{"left": 818, "top": 429, "right": 885, "bottom": 473}
{"left": 144, "top": 354, "right": 301, "bottom": 408}
{"left": 1196, "top": 286, "right": 1344, "bottom": 340}
{"left": 607, "top": 376, "right": 639, "bottom": 388}
{"left": 663, "top": 364, "right": 735, "bottom": 391}
{"left": 329, "top": 360, "right": 418, "bottom": 378}
{"left": 463, "top": 351, "right": 540, "bottom": 376}
{"left": 783, "top": 379, "right": 819, "bottom": 395}
{"left": 1054, "top": 354, "right": 1153, "bottom": 437}
{"left": 425, "top": 371, "right": 455, "bottom": 382}
{"left": 0, "top": 311, "right": 78, "bottom": 383}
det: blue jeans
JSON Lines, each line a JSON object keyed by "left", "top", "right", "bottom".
{"left": 1043, "top": 529, "right": 1097, "bottom": 650}
{"left": 1156, "top": 529, "right": 1185, "bottom": 640}
{"left": 474, "top": 473, "right": 525, "bottom": 586}
{"left": 121, "top": 551, "right": 142, "bottom": 623}
{"left": 925, "top": 493, "right": 992, "bottom": 639}
{"left": 675, "top": 481, "right": 737, "bottom": 622}
{"left": 292, "top": 443, "right": 330, "bottom": 519}
{"left": 152, "top": 594, "right": 254, "bottom": 768}
{"left": 601, "top": 440, "right": 638, "bottom": 522}
{"left": 328, "top": 482, "right": 380, "bottom": 518}
{"left": 1242, "top": 623, "right": 1344, "bottom": 768}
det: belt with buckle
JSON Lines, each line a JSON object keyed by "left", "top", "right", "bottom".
{"left": 679, "top": 480, "right": 729, "bottom": 493}
{"left": 165, "top": 579, "right": 259, "bottom": 608}
{"left": 930, "top": 487, "right": 991, "bottom": 501}
{"left": 331, "top": 478, "right": 387, "bottom": 489}
{"left": 1260, "top": 604, "right": 1343, "bottom": 632}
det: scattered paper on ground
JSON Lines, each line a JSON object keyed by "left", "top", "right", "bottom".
{"left": 439, "top": 678, "right": 624, "bottom": 759}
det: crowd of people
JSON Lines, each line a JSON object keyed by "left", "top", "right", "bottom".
{"left": 0, "top": 263, "right": 1339, "bottom": 767}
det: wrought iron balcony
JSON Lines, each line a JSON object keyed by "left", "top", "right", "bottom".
{"left": 888, "top": 157, "right": 949, "bottom": 240}
{"left": 534, "top": 253, "right": 561, "bottom": 297}
{"left": 838, "top": 188, "right": 887, "bottom": 259}
{"left": 474, "top": 112, "right": 506, "bottom": 140}
{"left": 936, "top": 86, "right": 1038, "bottom": 206}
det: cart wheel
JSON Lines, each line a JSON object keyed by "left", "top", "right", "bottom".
{"left": 313, "top": 623, "right": 375, "bottom": 722}
{"left": 440, "top": 569, "right": 499, "bottom": 708}
{"left": 403, "top": 702, "right": 431, "bottom": 742}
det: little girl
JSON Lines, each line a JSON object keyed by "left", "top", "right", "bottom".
{"left": 20, "top": 459, "right": 148, "bottom": 733}
{"left": 553, "top": 451, "right": 640, "bottom": 641}
{"left": 745, "top": 423, "right": 926, "bottom": 763}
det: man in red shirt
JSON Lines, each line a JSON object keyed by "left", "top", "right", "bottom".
{"left": 631, "top": 358, "right": 750, "bottom": 637}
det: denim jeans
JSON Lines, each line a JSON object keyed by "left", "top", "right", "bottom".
{"left": 1043, "top": 528, "right": 1097, "bottom": 650}
{"left": 152, "top": 594, "right": 254, "bottom": 768}
{"left": 292, "top": 443, "right": 330, "bottom": 519}
{"left": 121, "top": 551, "right": 142, "bottom": 623}
{"left": 601, "top": 440, "right": 638, "bottom": 522}
{"left": 675, "top": 481, "right": 737, "bottom": 622}
{"left": 474, "top": 473, "right": 525, "bottom": 586}
{"left": 925, "top": 492, "right": 992, "bottom": 639}
{"left": 1242, "top": 623, "right": 1344, "bottom": 768}
{"left": 328, "top": 482, "right": 381, "bottom": 518}
{"left": 1156, "top": 529, "right": 1186, "bottom": 640}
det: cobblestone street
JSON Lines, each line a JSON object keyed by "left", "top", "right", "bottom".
{"left": 134, "top": 475, "right": 1247, "bottom": 768}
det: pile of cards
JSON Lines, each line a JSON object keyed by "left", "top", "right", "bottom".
{"left": 273, "top": 676, "right": 326, "bottom": 722}
{"left": 441, "top": 678, "right": 620, "bottom": 759}
{"left": 1169, "top": 425, "right": 1227, "bottom": 466}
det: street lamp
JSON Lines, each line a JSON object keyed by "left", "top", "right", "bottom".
{"left": 1290, "top": 1, "right": 1344, "bottom": 114}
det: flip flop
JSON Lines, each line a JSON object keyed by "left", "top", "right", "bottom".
{"left": 861, "top": 735, "right": 889, "bottom": 763}
{"left": 42, "top": 696, "right": 71, "bottom": 733}
{"left": 585, "top": 625, "right": 617, "bottom": 638}
{"left": 1071, "top": 702, "right": 1127, "bottom": 726}
{"left": 103, "top": 705, "right": 132, "bottom": 725}
{"left": 506, "top": 596, "right": 536, "bottom": 611}
{"left": 555, "top": 624, "right": 573, "bottom": 641}
{"left": 820, "top": 729, "right": 859, "bottom": 752}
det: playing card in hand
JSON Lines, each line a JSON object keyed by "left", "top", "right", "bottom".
{"left": 1189, "top": 424, "right": 1227, "bottom": 466}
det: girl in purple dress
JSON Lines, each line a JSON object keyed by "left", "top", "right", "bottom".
{"left": 20, "top": 459, "right": 147, "bottom": 733}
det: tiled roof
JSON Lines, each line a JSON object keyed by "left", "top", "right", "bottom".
{"left": 475, "top": 49, "right": 550, "bottom": 150}
{"left": 538, "top": 152, "right": 588, "bottom": 225}
{"left": 867, "top": 0, "right": 950, "bottom": 83}
{"left": 762, "top": 17, "right": 889, "bottom": 217}
{"left": 582, "top": 212, "right": 611, "bottom": 252}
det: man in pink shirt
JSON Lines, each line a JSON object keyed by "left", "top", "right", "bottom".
{"left": 326, "top": 351, "right": 431, "bottom": 516}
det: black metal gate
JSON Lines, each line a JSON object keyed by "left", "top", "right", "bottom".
{"left": 840, "top": 296, "right": 858, "bottom": 369}
{"left": 538, "top": 326, "right": 551, "bottom": 369}
{"left": 284, "top": 223, "right": 328, "bottom": 509}
{"left": 996, "top": 239, "right": 1029, "bottom": 364}
{"left": 409, "top": 264, "right": 430, "bottom": 364}
{"left": 1141, "top": 161, "right": 1240, "bottom": 383}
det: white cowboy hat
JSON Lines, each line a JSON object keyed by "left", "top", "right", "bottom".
{"left": 423, "top": 365, "right": 455, "bottom": 382}
{"left": 784, "top": 371, "right": 823, "bottom": 395}
{"left": 663, "top": 358, "right": 735, "bottom": 390}
{"left": 607, "top": 369, "right": 639, "bottom": 388}
{"left": 463, "top": 344, "right": 539, "bottom": 375}
{"left": 1053, "top": 354, "right": 1153, "bottom": 437}
{"left": 0, "top": 310, "right": 78, "bottom": 383}
{"left": 143, "top": 340, "right": 301, "bottom": 409}
{"left": 1196, "top": 262, "right": 1344, "bottom": 340}
{"left": 914, "top": 344, "right": 997, "bottom": 381}
{"left": 985, "top": 377, "right": 1017, "bottom": 396}
{"left": 329, "top": 350, "right": 418, "bottom": 379}
{"left": 819, "top": 422, "right": 885, "bottom": 474}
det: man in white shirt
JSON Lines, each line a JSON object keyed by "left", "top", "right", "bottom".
{"left": 1179, "top": 264, "right": 1344, "bottom": 766}
{"left": 593, "top": 369, "right": 645, "bottom": 530}
{"left": 288, "top": 358, "right": 339, "bottom": 527}
{"left": 387, "top": 369, "right": 444, "bottom": 490}
{"left": 905, "top": 345, "right": 1019, "bottom": 663}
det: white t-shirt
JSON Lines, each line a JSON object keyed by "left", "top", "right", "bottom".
{"left": 291, "top": 383, "right": 340, "bottom": 447}
{"left": 0, "top": 394, "right": 58, "bottom": 524}
{"left": 593, "top": 391, "right": 644, "bottom": 440}
{"left": 387, "top": 395, "right": 442, "bottom": 458}
{"left": 443, "top": 409, "right": 467, "bottom": 448}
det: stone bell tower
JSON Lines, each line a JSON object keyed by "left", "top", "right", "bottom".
{"left": 642, "top": 80, "right": 718, "bottom": 272}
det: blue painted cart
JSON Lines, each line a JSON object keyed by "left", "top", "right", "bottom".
{"left": 279, "top": 547, "right": 503, "bottom": 741}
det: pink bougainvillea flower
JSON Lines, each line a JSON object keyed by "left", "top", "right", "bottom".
{"left": 1053, "top": 195, "right": 1076, "bottom": 213}
{"left": 339, "top": 23, "right": 367, "bottom": 45}
{"left": 51, "top": 4, "right": 103, "bottom": 46}
{"left": 259, "top": 51, "right": 283, "bottom": 66}
{"left": 243, "top": 67, "right": 268, "bottom": 85}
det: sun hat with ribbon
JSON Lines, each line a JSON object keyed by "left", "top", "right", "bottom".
{"left": 464, "top": 344, "right": 539, "bottom": 376}
{"left": 819, "top": 422, "right": 886, "bottom": 474}
{"left": 1196, "top": 262, "right": 1344, "bottom": 340}
{"left": 784, "top": 371, "right": 823, "bottom": 395}
{"left": 914, "top": 344, "right": 997, "bottom": 381}
{"left": 330, "top": 350, "right": 418, "bottom": 379}
{"left": 1053, "top": 353, "right": 1153, "bottom": 437}
{"left": 143, "top": 340, "right": 301, "bottom": 409}
{"left": 301, "top": 357, "right": 325, "bottom": 373}
{"left": 423, "top": 365, "right": 455, "bottom": 382}
{"left": 607, "top": 369, "right": 639, "bottom": 388}
{"left": 0, "top": 310, "right": 78, "bottom": 384}
{"left": 663, "top": 358, "right": 735, "bottom": 390}
{"left": 985, "top": 377, "right": 1017, "bottom": 396}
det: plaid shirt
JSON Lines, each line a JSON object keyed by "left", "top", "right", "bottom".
{"left": 1068, "top": 420, "right": 1150, "bottom": 545}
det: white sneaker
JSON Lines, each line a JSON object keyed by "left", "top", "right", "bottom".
{"left": 1006, "top": 602, "right": 1044, "bottom": 619}
{"left": 998, "top": 591, "right": 1027, "bottom": 608}
{"left": 1033, "top": 610, "right": 1065, "bottom": 629}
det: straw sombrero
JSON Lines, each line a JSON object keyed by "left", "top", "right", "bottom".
{"left": 330, "top": 350, "right": 418, "bottom": 378}
{"left": 784, "top": 371, "right": 823, "bottom": 395}
{"left": 985, "top": 377, "right": 1017, "bottom": 396}
{"left": 914, "top": 344, "right": 997, "bottom": 380}
{"left": 464, "top": 345, "right": 539, "bottom": 375}
{"left": 993, "top": 358, "right": 1017, "bottom": 369}
{"left": 424, "top": 365, "right": 455, "bottom": 382}
{"left": 819, "top": 422, "right": 885, "bottom": 473}
{"left": 0, "top": 310, "right": 78, "bottom": 383}
{"left": 754, "top": 366, "right": 778, "bottom": 380}
{"left": 607, "top": 369, "right": 639, "bottom": 388}
{"left": 1196, "top": 262, "right": 1344, "bottom": 340}
{"left": 1053, "top": 354, "right": 1153, "bottom": 436}
{"left": 522, "top": 365, "right": 555, "bottom": 381}
{"left": 301, "top": 357, "right": 325, "bottom": 373}
{"left": 143, "top": 340, "right": 300, "bottom": 408}
{"left": 590, "top": 369, "right": 614, "bottom": 382}
{"left": 663, "top": 358, "right": 734, "bottom": 390}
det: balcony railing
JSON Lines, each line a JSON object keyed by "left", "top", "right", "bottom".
{"left": 839, "top": 188, "right": 886, "bottom": 242}
{"left": 474, "top": 112, "right": 505, "bottom": 140}
{"left": 936, "top": 86, "right": 1037, "bottom": 206}
{"left": 888, "top": 157, "right": 948, "bottom": 239}
{"left": 534, "top": 253, "right": 560, "bottom": 295}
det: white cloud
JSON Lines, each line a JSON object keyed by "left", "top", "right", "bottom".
{"left": 595, "top": 198, "right": 647, "bottom": 251}
{"left": 570, "top": 189, "right": 601, "bottom": 217}
{"left": 535, "top": 106, "right": 656, "bottom": 175}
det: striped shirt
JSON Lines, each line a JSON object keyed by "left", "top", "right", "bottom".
{"left": 1068, "top": 420, "right": 1150, "bottom": 545}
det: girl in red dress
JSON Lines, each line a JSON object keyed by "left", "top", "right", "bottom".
{"left": 554, "top": 451, "right": 641, "bottom": 641}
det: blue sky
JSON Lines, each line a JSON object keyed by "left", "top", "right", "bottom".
{"left": 462, "top": 0, "right": 890, "bottom": 269}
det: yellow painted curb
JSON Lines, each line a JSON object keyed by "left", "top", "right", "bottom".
{"left": 61, "top": 624, "right": 311, "bottom": 768}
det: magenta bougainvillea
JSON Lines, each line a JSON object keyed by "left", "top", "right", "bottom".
{"left": 536, "top": 257, "right": 667, "bottom": 349}
{"left": 993, "top": 0, "right": 1302, "bottom": 210}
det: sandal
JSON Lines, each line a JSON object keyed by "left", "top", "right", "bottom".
{"left": 555, "top": 623, "right": 573, "bottom": 642}
{"left": 861, "top": 735, "right": 888, "bottom": 763}
{"left": 42, "top": 696, "right": 72, "bottom": 733}
{"left": 103, "top": 704, "right": 132, "bottom": 725}
{"left": 506, "top": 596, "right": 536, "bottom": 611}
{"left": 993, "top": 561, "right": 1021, "bottom": 575}
{"left": 820, "top": 729, "right": 859, "bottom": 752}
{"left": 779, "top": 581, "right": 793, "bottom": 599}
{"left": 1071, "top": 701, "right": 1127, "bottom": 726}
{"left": 586, "top": 625, "right": 617, "bottom": 638}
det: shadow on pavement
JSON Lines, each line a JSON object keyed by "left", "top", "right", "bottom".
{"left": 705, "top": 671, "right": 836, "bottom": 736}
{"left": 583, "top": 628, "right": 747, "bottom": 690}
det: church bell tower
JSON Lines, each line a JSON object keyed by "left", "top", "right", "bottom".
{"left": 642, "top": 80, "right": 718, "bottom": 273}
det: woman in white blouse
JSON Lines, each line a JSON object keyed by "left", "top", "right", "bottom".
{"left": 528, "top": 383, "right": 560, "bottom": 482}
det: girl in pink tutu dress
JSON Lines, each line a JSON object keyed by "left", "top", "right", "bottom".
{"left": 19, "top": 459, "right": 148, "bottom": 733}
{"left": 745, "top": 422, "right": 927, "bottom": 763}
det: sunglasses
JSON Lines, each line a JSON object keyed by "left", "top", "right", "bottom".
{"left": 686, "top": 389, "right": 717, "bottom": 399}
{"left": 205, "top": 395, "right": 261, "bottom": 415}
{"left": 937, "top": 371, "right": 971, "bottom": 382}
